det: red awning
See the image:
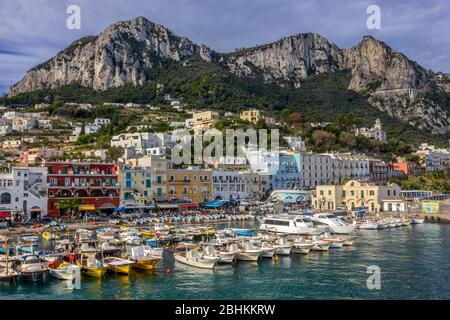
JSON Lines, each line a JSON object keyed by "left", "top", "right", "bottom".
{"left": 178, "top": 203, "right": 198, "bottom": 208}
{"left": 0, "top": 212, "right": 11, "bottom": 218}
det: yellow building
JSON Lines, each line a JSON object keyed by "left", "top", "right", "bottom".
{"left": 191, "top": 111, "right": 219, "bottom": 130}
{"left": 313, "top": 180, "right": 402, "bottom": 212}
{"left": 166, "top": 168, "right": 212, "bottom": 203}
{"left": 240, "top": 109, "right": 261, "bottom": 124}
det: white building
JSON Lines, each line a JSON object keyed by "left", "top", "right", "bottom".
{"left": 12, "top": 118, "right": 37, "bottom": 132}
{"left": 415, "top": 143, "right": 450, "bottom": 172}
{"left": 354, "top": 119, "right": 387, "bottom": 143}
{"left": 0, "top": 167, "right": 48, "bottom": 219}
{"left": 0, "top": 124, "right": 12, "bottom": 136}
{"left": 38, "top": 119, "right": 53, "bottom": 130}
{"left": 111, "top": 132, "right": 174, "bottom": 159}
{"left": 284, "top": 136, "right": 306, "bottom": 152}
{"left": 212, "top": 170, "right": 249, "bottom": 201}
{"left": 94, "top": 118, "right": 111, "bottom": 126}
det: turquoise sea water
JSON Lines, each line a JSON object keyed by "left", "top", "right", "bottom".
{"left": 1, "top": 223, "right": 450, "bottom": 300}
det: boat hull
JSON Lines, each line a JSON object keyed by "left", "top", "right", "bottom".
{"left": 133, "top": 259, "right": 159, "bottom": 271}
{"left": 174, "top": 254, "right": 217, "bottom": 269}
{"left": 20, "top": 270, "right": 48, "bottom": 282}
{"left": 236, "top": 251, "right": 261, "bottom": 262}
{"left": 107, "top": 264, "right": 132, "bottom": 275}
{"left": 330, "top": 225, "right": 357, "bottom": 235}
{"left": 80, "top": 266, "right": 106, "bottom": 278}
{"left": 292, "top": 244, "right": 313, "bottom": 254}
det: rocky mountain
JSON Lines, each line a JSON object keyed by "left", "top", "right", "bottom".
{"left": 7, "top": 16, "right": 450, "bottom": 134}
{"left": 8, "top": 17, "right": 215, "bottom": 95}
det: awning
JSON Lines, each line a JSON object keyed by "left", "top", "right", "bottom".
{"left": 157, "top": 203, "right": 179, "bottom": 209}
{"left": 179, "top": 203, "right": 198, "bottom": 208}
{"left": 99, "top": 203, "right": 115, "bottom": 209}
{"left": 201, "top": 200, "right": 229, "bottom": 208}
{"left": 79, "top": 205, "right": 96, "bottom": 211}
{"left": 0, "top": 212, "right": 11, "bottom": 218}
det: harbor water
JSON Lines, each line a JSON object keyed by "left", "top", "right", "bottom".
{"left": 1, "top": 222, "right": 450, "bottom": 300}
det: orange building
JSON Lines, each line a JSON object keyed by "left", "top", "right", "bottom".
{"left": 392, "top": 162, "right": 418, "bottom": 175}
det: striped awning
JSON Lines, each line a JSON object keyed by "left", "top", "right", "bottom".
{"left": 78, "top": 205, "right": 96, "bottom": 211}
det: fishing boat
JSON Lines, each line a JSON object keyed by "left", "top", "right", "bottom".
{"left": 358, "top": 222, "right": 379, "bottom": 230}
{"left": 401, "top": 218, "right": 412, "bottom": 226}
{"left": 320, "top": 234, "right": 345, "bottom": 249}
{"left": 411, "top": 218, "right": 425, "bottom": 224}
{"left": 233, "top": 228, "right": 254, "bottom": 236}
{"left": 309, "top": 237, "right": 330, "bottom": 251}
{"left": 0, "top": 239, "right": 19, "bottom": 285}
{"left": 18, "top": 255, "right": 48, "bottom": 282}
{"left": 128, "top": 246, "right": 161, "bottom": 271}
{"left": 203, "top": 245, "right": 235, "bottom": 264}
{"left": 311, "top": 213, "right": 357, "bottom": 235}
{"left": 77, "top": 253, "right": 107, "bottom": 278}
{"left": 49, "top": 262, "right": 80, "bottom": 280}
{"left": 174, "top": 249, "right": 218, "bottom": 269}
{"left": 103, "top": 257, "right": 135, "bottom": 275}
{"left": 291, "top": 240, "right": 314, "bottom": 254}
{"left": 272, "top": 237, "right": 292, "bottom": 255}
{"left": 259, "top": 242, "right": 276, "bottom": 258}
{"left": 235, "top": 243, "right": 262, "bottom": 262}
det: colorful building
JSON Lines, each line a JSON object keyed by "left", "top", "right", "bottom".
{"left": 166, "top": 167, "right": 212, "bottom": 203}
{"left": 46, "top": 162, "right": 120, "bottom": 217}
{"left": 240, "top": 109, "right": 261, "bottom": 124}
{"left": 392, "top": 162, "right": 418, "bottom": 175}
{"left": 313, "top": 180, "right": 402, "bottom": 212}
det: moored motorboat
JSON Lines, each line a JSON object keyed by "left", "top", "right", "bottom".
{"left": 259, "top": 242, "right": 276, "bottom": 258}
{"left": 272, "top": 237, "right": 292, "bottom": 255}
{"left": 174, "top": 249, "right": 218, "bottom": 269}
{"left": 18, "top": 255, "right": 48, "bottom": 282}
{"left": 291, "top": 242, "right": 314, "bottom": 254}
{"left": 411, "top": 218, "right": 425, "bottom": 224}
{"left": 235, "top": 243, "right": 262, "bottom": 262}
{"left": 103, "top": 257, "right": 135, "bottom": 275}
{"left": 49, "top": 262, "right": 80, "bottom": 280}
{"left": 358, "top": 222, "right": 379, "bottom": 230}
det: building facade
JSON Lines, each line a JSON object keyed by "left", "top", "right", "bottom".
{"left": 312, "top": 180, "right": 402, "bottom": 212}
{"left": 0, "top": 167, "right": 47, "bottom": 219}
{"left": 46, "top": 162, "right": 120, "bottom": 217}
{"left": 166, "top": 168, "right": 212, "bottom": 203}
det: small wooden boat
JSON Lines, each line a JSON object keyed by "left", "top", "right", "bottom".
{"left": 49, "top": 262, "right": 80, "bottom": 280}
{"left": 174, "top": 249, "right": 218, "bottom": 269}
{"left": 203, "top": 245, "right": 235, "bottom": 264}
{"left": 103, "top": 257, "right": 135, "bottom": 275}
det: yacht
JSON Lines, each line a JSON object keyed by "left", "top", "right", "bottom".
{"left": 310, "top": 213, "right": 357, "bottom": 235}
{"left": 258, "top": 215, "right": 317, "bottom": 235}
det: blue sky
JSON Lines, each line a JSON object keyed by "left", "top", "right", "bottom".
{"left": 1, "top": 0, "right": 449, "bottom": 95}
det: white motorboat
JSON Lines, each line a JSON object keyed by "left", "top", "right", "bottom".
{"left": 49, "top": 262, "right": 80, "bottom": 280}
{"left": 258, "top": 215, "right": 318, "bottom": 235}
{"left": 291, "top": 240, "right": 314, "bottom": 254}
{"left": 174, "top": 249, "right": 218, "bottom": 269}
{"left": 358, "top": 222, "right": 379, "bottom": 230}
{"left": 272, "top": 237, "right": 292, "bottom": 255}
{"left": 320, "top": 235, "right": 344, "bottom": 249}
{"left": 259, "top": 242, "right": 276, "bottom": 258}
{"left": 309, "top": 236, "right": 330, "bottom": 251}
{"left": 203, "top": 245, "right": 235, "bottom": 264}
{"left": 411, "top": 218, "right": 425, "bottom": 224}
{"left": 234, "top": 243, "right": 261, "bottom": 262}
{"left": 310, "top": 214, "right": 357, "bottom": 235}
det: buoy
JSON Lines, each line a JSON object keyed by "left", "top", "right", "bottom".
{"left": 275, "top": 255, "right": 279, "bottom": 263}
{"left": 166, "top": 267, "right": 171, "bottom": 273}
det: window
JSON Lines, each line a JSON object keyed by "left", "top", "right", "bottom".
{"left": 0, "top": 193, "right": 11, "bottom": 204}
